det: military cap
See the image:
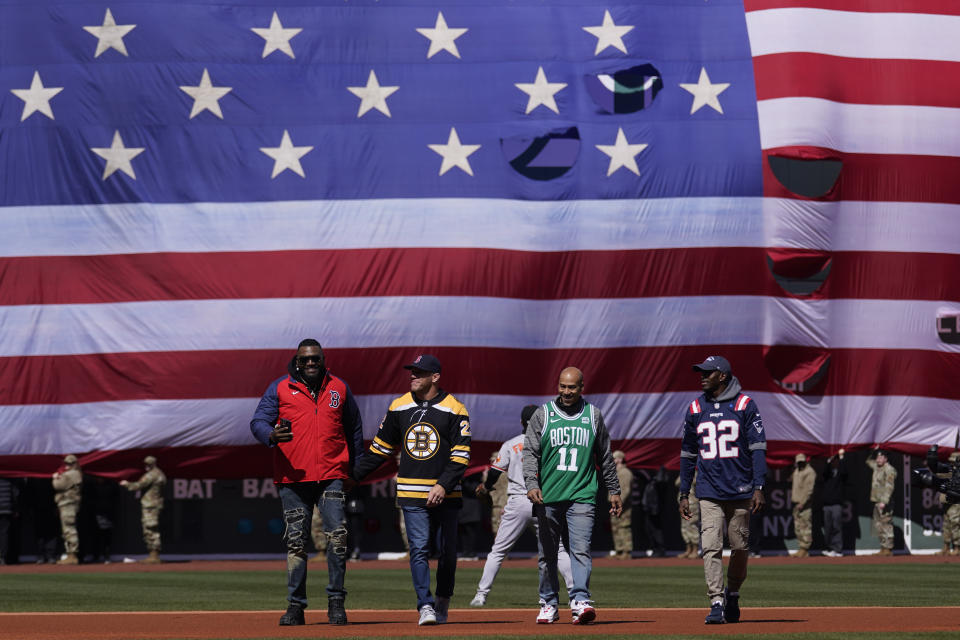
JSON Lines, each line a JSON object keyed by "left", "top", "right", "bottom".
{"left": 63, "top": 454, "right": 78, "bottom": 465}
{"left": 612, "top": 450, "right": 626, "bottom": 462}
{"left": 144, "top": 455, "right": 157, "bottom": 466}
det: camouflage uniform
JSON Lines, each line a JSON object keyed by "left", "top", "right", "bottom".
{"left": 675, "top": 473, "right": 700, "bottom": 557}
{"left": 123, "top": 458, "right": 167, "bottom": 553}
{"left": 790, "top": 456, "right": 816, "bottom": 553}
{"left": 940, "top": 452, "right": 960, "bottom": 554}
{"left": 52, "top": 456, "right": 83, "bottom": 559}
{"left": 612, "top": 453, "right": 633, "bottom": 558}
{"left": 867, "top": 453, "right": 897, "bottom": 551}
{"left": 489, "top": 468, "right": 509, "bottom": 534}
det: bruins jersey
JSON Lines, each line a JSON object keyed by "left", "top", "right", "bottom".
{"left": 355, "top": 389, "right": 471, "bottom": 506}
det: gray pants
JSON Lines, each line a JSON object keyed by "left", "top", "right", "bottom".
{"left": 822, "top": 504, "right": 843, "bottom": 554}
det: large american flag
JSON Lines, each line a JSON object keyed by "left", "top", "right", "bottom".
{"left": 1, "top": 0, "right": 957, "bottom": 478}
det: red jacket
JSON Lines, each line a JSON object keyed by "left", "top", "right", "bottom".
{"left": 251, "top": 363, "right": 363, "bottom": 484}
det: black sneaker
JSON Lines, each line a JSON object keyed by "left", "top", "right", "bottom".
{"left": 704, "top": 601, "right": 725, "bottom": 624}
{"left": 279, "top": 604, "right": 305, "bottom": 626}
{"left": 723, "top": 588, "right": 740, "bottom": 623}
{"left": 328, "top": 597, "right": 348, "bottom": 625}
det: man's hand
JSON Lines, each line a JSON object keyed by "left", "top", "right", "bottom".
{"left": 527, "top": 488, "right": 543, "bottom": 505}
{"left": 609, "top": 494, "right": 623, "bottom": 518}
{"left": 877, "top": 502, "right": 886, "bottom": 510}
{"left": 119, "top": 480, "right": 129, "bottom": 487}
{"left": 426, "top": 484, "right": 446, "bottom": 507}
{"left": 838, "top": 448, "right": 845, "bottom": 459}
{"left": 475, "top": 484, "right": 489, "bottom": 498}
{"left": 679, "top": 497, "right": 692, "bottom": 521}
{"left": 750, "top": 488, "right": 765, "bottom": 514}
{"left": 269, "top": 422, "right": 293, "bottom": 444}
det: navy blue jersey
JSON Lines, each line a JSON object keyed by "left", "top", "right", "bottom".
{"left": 679, "top": 392, "right": 767, "bottom": 501}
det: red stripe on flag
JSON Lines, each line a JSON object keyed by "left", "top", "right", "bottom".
{"left": 3, "top": 345, "right": 959, "bottom": 405}
{"left": 4, "top": 247, "right": 960, "bottom": 305}
{"left": 754, "top": 53, "right": 960, "bottom": 107}
{"left": 762, "top": 147, "right": 960, "bottom": 203}
{"left": 744, "top": 0, "right": 960, "bottom": 14}
{"left": 0, "top": 439, "right": 943, "bottom": 478}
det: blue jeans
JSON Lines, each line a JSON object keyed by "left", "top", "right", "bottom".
{"left": 535, "top": 501, "right": 595, "bottom": 605}
{"left": 402, "top": 503, "right": 459, "bottom": 610}
{"left": 279, "top": 480, "right": 347, "bottom": 607}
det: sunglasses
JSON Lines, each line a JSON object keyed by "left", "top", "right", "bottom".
{"left": 296, "top": 355, "right": 323, "bottom": 365}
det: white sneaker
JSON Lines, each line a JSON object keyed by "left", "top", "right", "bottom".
{"left": 536, "top": 603, "right": 559, "bottom": 624}
{"left": 571, "top": 600, "right": 596, "bottom": 625}
{"left": 435, "top": 597, "right": 449, "bottom": 624}
{"left": 418, "top": 604, "right": 438, "bottom": 626}
{"left": 470, "top": 593, "right": 486, "bottom": 607}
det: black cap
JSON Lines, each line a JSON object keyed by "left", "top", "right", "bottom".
{"left": 692, "top": 355, "right": 732, "bottom": 374}
{"left": 403, "top": 354, "right": 442, "bottom": 374}
{"left": 521, "top": 404, "right": 538, "bottom": 426}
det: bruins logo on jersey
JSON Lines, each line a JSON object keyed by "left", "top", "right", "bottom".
{"left": 405, "top": 422, "right": 439, "bottom": 460}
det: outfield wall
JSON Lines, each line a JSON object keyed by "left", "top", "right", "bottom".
{"left": 1, "top": 449, "right": 949, "bottom": 562}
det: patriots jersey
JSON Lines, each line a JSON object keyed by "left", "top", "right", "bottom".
{"left": 679, "top": 393, "right": 767, "bottom": 501}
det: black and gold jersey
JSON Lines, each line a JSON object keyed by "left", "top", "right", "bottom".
{"left": 354, "top": 389, "right": 471, "bottom": 506}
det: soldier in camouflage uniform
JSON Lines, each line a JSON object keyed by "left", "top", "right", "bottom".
{"left": 789, "top": 453, "right": 816, "bottom": 558}
{"left": 867, "top": 449, "right": 897, "bottom": 556}
{"left": 938, "top": 451, "right": 960, "bottom": 555}
{"left": 121, "top": 455, "right": 167, "bottom": 564}
{"left": 310, "top": 509, "right": 328, "bottom": 561}
{"left": 675, "top": 472, "right": 700, "bottom": 558}
{"left": 612, "top": 451, "right": 633, "bottom": 559}
{"left": 52, "top": 454, "right": 83, "bottom": 564}
{"left": 488, "top": 452, "right": 509, "bottom": 534}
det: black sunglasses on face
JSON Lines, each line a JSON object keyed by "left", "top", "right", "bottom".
{"left": 297, "top": 355, "right": 322, "bottom": 365}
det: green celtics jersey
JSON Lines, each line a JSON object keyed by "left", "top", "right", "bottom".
{"left": 539, "top": 400, "right": 598, "bottom": 504}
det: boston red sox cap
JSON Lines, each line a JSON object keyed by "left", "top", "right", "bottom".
{"left": 403, "top": 354, "right": 442, "bottom": 374}
{"left": 692, "top": 355, "right": 732, "bottom": 374}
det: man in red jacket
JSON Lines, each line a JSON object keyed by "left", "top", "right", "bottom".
{"left": 251, "top": 339, "right": 363, "bottom": 627}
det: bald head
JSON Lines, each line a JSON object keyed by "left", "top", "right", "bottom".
{"left": 557, "top": 367, "right": 584, "bottom": 407}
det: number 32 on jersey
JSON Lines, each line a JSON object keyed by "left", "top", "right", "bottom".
{"left": 697, "top": 420, "right": 740, "bottom": 459}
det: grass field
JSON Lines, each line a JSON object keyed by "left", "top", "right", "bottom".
{"left": 3, "top": 562, "right": 959, "bottom": 639}
{"left": 2, "top": 563, "right": 959, "bottom": 611}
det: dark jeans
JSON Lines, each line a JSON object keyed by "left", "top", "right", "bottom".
{"left": 279, "top": 480, "right": 348, "bottom": 607}
{"left": 823, "top": 504, "right": 843, "bottom": 553}
{"left": 402, "top": 503, "right": 460, "bottom": 610}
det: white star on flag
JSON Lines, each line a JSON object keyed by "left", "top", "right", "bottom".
{"left": 260, "top": 130, "right": 313, "bottom": 178}
{"left": 515, "top": 66, "right": 567, "bottom": 115}
{"left": 347, "top": 70, "right": 399, "bottom": 118}
{"left": 90, "top": 130, "right": 145, "bottom": 181}
{"left": 416, "top": 11, "right": 468, "bottom": 59}
{"left": 83, "top": 8, "right": 136, "bottom": 58}
{"left": 251, "top": 11, "right": 302, "bottom": 59}
{"left": 179, "top": 69, "right": 233, "bottom": 119}
{"left": 11, "top": 71, "right": 63, "bottom": 121}
{"left": 582, "top": 9, "right": 634, "bottom": 55}
{"left": 595, "top": 127, "right": 648, "bottom": 176}
{"left": 679, "top": 67, "right": 731, "bottom": 115}
{"left": 428, "top": 127, "right": 481, "bottom": 176}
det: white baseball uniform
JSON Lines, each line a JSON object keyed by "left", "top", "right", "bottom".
{"left": 475, "top": 434, "right": 573, "bottom": 599}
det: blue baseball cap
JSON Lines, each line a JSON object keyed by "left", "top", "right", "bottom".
{"left": 403, "top": 354, "right": 442, "bottom": 374}
{"left": 692, "top": 356, "right": 732, "bottom": 374}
